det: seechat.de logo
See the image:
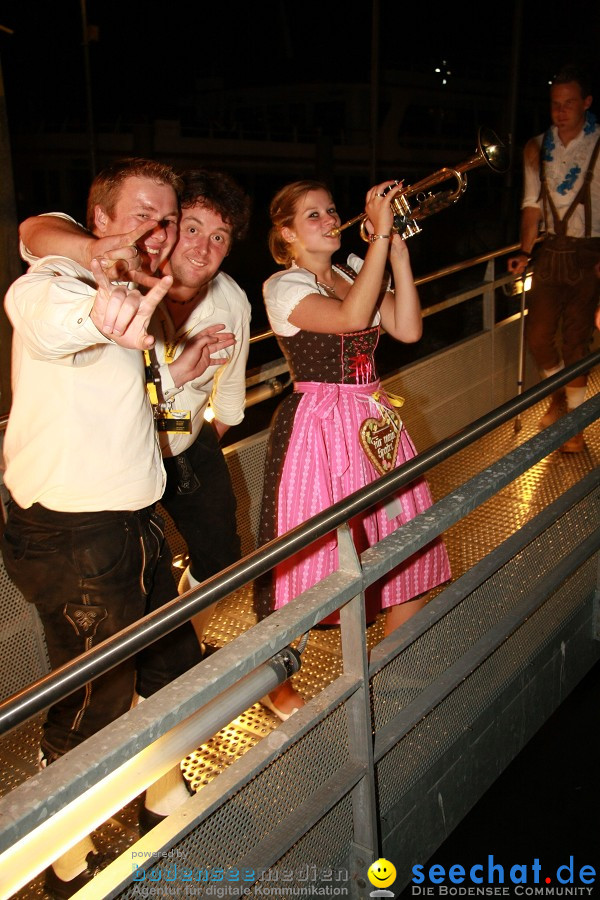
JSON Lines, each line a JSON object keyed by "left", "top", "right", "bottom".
{"left": 411, "top": 855, "right": 596, "bottom": 895}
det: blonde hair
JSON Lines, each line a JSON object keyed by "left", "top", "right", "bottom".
{"left": 268, "top": 180, "right": 332, "bottom": 267}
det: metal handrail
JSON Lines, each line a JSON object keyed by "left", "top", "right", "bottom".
{"left": 1, "top": 351, "right": 598, "bottom": 736}
{"left": 248, "top": 241, "right": 525, "bottom": 345}
{"left": 0, "top": 240, "right": 526, "bottom": 429}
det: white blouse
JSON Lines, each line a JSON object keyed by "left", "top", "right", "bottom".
{"left": 263, "top": 253, "right": 383, "bottom": 336}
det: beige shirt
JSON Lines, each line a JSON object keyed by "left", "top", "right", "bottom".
{"left": 152, "top": 272, "right": 251, "bottom": 457}
{"left": 19, "top": 213, "right": 251, "bottom": 459}
{"left": 3, "top": 256, "right": 165, "bottom": 511}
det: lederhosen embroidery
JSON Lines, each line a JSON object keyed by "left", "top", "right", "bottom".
{"left": 536, "top": 132, "right": 600, "bottom": 284}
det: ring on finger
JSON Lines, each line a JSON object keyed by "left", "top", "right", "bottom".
{"left": 129, "top": 245, "right": 139, "bottom": 257}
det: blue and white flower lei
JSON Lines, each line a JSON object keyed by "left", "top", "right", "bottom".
{"left": 541, "top": 111, "right": 598, "bottom": 195}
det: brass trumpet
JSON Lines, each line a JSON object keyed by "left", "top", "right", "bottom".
{"left": 327, "top": 127, "right": 508, "bottom": 241}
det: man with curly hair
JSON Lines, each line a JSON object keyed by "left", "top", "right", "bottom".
{"left": 147, "top": 169, "right": 252, "bottom": 675}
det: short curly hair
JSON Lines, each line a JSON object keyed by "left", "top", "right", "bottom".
{"left": 178, "top": 169, "right": 251, "bottom": 244}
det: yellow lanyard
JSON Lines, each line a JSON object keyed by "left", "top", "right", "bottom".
{"left": 144, "top": 348, "right": 161, "bottom": 410}
{"left": 144, "top": 307, "right": 195, "bottom": 434}
{"left": 144, "top": 306, "right": 193, "bottom": 408}
{"left": 155, "top": 306, "right": 197, "bottom": 364}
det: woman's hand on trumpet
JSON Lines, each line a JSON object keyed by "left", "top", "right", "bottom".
{"left": 363, "top": 180, "right": 410, "bottom": 258}
{"left": 370, "top": 179, "right": 421, "bottom": 343}
{"left": 363, "top": 180, "right": 398, "bottom": 238}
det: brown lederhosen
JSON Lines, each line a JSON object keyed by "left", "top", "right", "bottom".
{"left": 526, "top": 131, "right": 600, "bottom": 372}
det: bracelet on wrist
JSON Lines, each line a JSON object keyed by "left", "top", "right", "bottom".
{"left": 368, "top": 233, "right": 391, "bottom": 243}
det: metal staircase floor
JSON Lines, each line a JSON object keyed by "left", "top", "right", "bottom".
{"left": 4, "top": 370, "right": 599, "bottom": 898}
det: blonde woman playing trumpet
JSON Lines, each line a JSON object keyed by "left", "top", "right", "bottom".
{"left": 257, "top": 179, "right": 451, "bottom": 720}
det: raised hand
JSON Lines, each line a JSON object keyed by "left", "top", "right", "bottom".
{"left": 169, "top": 325, "right": 236, "bottom": 387}
{"left": 90, "top": 257, "right": 173, "bottom": 350}
{"left": 363, "top": 179, "right": 402, "bottom": 240}
{"left": 93, "top": 220, "right": 162, "bottom": 280}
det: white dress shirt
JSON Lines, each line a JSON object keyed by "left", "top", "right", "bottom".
{"left": 3, "top": 256, "right": 165, "bottom": 511}
{"left": 150, "top": 271, "right": 251, "bottom": 457}
{"left": 522, "top": 122, "right": 600, "bottom": 237}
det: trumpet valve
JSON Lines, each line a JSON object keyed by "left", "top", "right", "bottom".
{"left": 390, "top": 193, "right": 421, "bottom": 240}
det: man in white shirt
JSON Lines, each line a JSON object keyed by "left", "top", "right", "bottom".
{"left": 20, "top": 168, "right": 252, "bottom": 658}
{"left": 508, "top": 64, "right": 600, "bottom": 452}
{"left": 2, "top": 158, "right": 232, "bottom": 896}
{"left": 150, "top": 169, "right": 251, "bottom": 648}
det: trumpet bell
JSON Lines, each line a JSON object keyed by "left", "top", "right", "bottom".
{"left": 328, "top": 126, "right": 509, "bottom": 241}
{"left": 475, "top": 126, "right": 509, "bottom": 175}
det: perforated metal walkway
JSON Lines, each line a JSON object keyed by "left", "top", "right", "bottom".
{"left": 3, "top": 371, "right": 599, "bottom": 899}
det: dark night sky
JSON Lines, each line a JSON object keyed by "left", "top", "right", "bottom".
{"left": 2, "top": 0, "right": 600, "bottom": 135}
{"left": 1, "top": 7, "right": 599, "bottom": 889}
{"left": 2, "top": 0, "right": 600, "bottom": 301}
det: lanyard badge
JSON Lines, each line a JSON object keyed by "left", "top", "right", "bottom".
{"left": 144, "top": 348, "right": 192, "bottom": 433}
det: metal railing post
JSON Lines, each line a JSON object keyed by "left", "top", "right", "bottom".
{"left": 336, "top": 524, "right": 378, "bottom": 896}
{"left": 482, "top": 257, "right": 497, "bottom": 409}
{"left": 594, "top": 553, "right": 600, "bottom": 642}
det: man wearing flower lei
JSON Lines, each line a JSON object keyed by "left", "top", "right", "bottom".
{"left": 508, "top": 63, "right": 600, "bottom": 452}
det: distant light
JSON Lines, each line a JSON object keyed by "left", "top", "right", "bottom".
{"left": 435, "top": 61, "right": 451, "bottom": 84}
{"left": 204, "top": 407, "right": 215, "bottom": 422}
{"left": 511, "top": 274, "right": 533, "bottom": 296}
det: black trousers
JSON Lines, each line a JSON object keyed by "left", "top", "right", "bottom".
{"left": 1, "top": 501, "right": 202, "bottom": 761}
{"left": 161, "top": 422, "right": 241, "bottom": 583}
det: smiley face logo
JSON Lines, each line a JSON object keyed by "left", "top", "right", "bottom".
{"left": 368, "top": 858, "right": 397, "bottom": 889}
